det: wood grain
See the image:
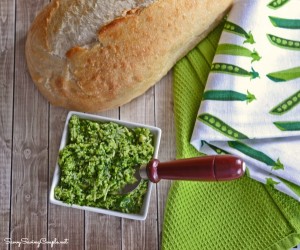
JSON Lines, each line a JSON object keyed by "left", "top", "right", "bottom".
{"left": 10, "top": 0, "right": 49, "bottom": 248}
{"left": 154, "top": 72, "right": 175, "bottom": 247}
{"left": 1, "top": 2, "right": 176, "bottom": 249}
{"left": 85, "top": 108, "right": 122, "bottom": 250}
{"left": 0, "top": 1, "right": 15, "bottom": 248}
{"left": 2, "top": 2, "right": 300, "bottom": 250}
{"left": 48, "top": 107, "right": 85, "bottom": 249}
{"left": 120, "top": 87, "right": 158, "bottom": 250}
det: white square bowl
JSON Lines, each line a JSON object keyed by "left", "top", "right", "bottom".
{"left": 49, "top": 111, "right": 161, "bottom": 220}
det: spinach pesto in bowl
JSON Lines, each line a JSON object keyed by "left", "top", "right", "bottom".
{"left": 54, "top": 115, "right": 154, "bottom": 214}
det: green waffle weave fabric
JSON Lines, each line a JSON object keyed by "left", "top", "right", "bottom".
{"left": 162, "top": 22, "right": 300, "bottom": 250}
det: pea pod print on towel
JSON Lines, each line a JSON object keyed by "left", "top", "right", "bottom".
{"left": 269, "top": 16, "right": 300, "bottom": 29}
{"left": 211, "top": 63, "right": 259, "bottom": 80}
{"left": 278, "top": 177, "right": 300, "bottom": 197}
{"left": 266, "top": 178, "right": 280, "bottom": 188}
{"left": 273, "top": 121, "right": 300, "bottom": 131}
{"left": 203, "top": 90, "right": 256, "bottom": 104}
{"left": 267, "top": 34, "right": 300, "bottom": 50}
{"left": 202, "top": 141, "right": 231, "bottom": 155}
{"left": 267, "top": 66, "right": 300, "bottom": 82}
{"left": 245, "top": 167, "right": 251, "bottom": 177}
{"left": 197, "top": 113, "right": 249, "bottom": 140}
{"left": 267, "top": 0, "right": 290, "bottom": 9}
{"left": 270, "top": 90, "right": 300, "bottom": 115}
{"left": 216, "top": 44, "right": 261, "bottom": 63}
{"left": 228, "top": 141, "right": 284, "bottom": 170}
{"left": 224, "top": 21, "right": 255, "bottom": 44}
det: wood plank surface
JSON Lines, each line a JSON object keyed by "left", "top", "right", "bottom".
{"left": 0, "top": 1, "right": 15, "bottom": 249}
{"left": 85, "top": 108, "right": 122, "bottom": 250}
{"left": 2, "top": 2, "right": 300, "bottom": 250}
{"left": 48, "top": 107, "right": 85, "bottom": 249}
{"left": 0, "top": 2, "right": 176, "bottom": 250}
{"left": 10, "top": 1, "right": 49, "bottom": 249}
{"left": 154, "top": 72, "right": 176, "bottom": 245}
{"left": 120, "top": 87, "right": 158, "bottom": 250}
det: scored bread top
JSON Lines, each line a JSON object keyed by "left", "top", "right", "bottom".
{"left": 26, "top": 0, "right": 232, "bottom": 112}
{"left": 47, "top": 0, "right": 156, "bottom": 56}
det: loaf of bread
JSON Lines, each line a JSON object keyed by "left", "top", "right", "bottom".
{"left": 26, "top": 0, "right": 232, "bottom": 112}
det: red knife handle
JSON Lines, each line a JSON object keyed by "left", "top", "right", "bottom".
{"left": 146, "top": 155, "right": 245, "bottom": 183}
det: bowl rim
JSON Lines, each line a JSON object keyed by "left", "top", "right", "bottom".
{"left": 49, "top": 111, "right": 162, "bottom": 220}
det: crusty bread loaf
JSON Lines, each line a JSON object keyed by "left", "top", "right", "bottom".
{"left": 26, "top": 0, "right": 232, "bottom": 112}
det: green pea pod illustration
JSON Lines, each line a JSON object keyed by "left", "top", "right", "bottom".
{"left": 197, "top": 113, "right": 249, "bottom": 140}
{"left": 202, "top": 141, "right": 231, "bottom": 155}
{"left": 216, "top": 43, "right": 261, "bottom": 63}
{"left": 266, "top": 177, "right": 280, "bottom": 188}
{"left": 224, "top": 21, "right": 255, "bottom": 44}
{"left": 203, "top": 90, "right": 256, "bottom": 103}
{"left": 267, "top": 0, "right": 290, "bottom": 9}
{"left": 228, "top": 141, "right": 284, "bottom": 170}
{"left": 211, "top": 63, "right": 259, "bottom": 80}
{"left": 270, "top": 90, "right": 300, "bottom": 115}
{"left": 245, "top": 167, "right": 251, "bottom": 177}
{"left": 273, "top": 121, "right": 300, "bottom": 131}
{"left": 269, "top": 16, "right": 300, "bottom": 29}
{"left": 267, "top": 66, "right": 300, "bottom": 82}
{"left": 267, "top": 34, "right": 300, "bottom": 50}
{"left": 278, "top": 177, "right": 300, "bottom": 197}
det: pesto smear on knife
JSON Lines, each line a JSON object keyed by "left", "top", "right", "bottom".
{"left": 54, "top": 115, "right": 154, "bottom": 214}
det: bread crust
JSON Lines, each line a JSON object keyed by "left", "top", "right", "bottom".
{"left": 26, "top": 0, "right": 232, "bottom": 112}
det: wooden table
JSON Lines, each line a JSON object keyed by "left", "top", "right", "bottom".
{"left": 0, "top": 1, "right": 175, "bottom": 249}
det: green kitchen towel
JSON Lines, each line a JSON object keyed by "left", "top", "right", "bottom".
{"left": 162, "top": 20, "right": 300, "bottom": 250}
{"left": 191, "top": 0, "right": 300, "bottom": 201}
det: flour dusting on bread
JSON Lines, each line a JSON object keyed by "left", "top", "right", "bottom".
{"left": 48, "top": 0, "right": 156, "bottom": 56}
{"left": 26, "top": 0, "right": 232, "bottom": 112}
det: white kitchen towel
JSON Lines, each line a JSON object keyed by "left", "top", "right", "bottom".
{"left": 191, "top": 0, "right": 300, "bottom": 201}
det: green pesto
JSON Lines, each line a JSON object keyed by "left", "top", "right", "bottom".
{"left": 54, "top": 115, "right": 154, "bottom": 214}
